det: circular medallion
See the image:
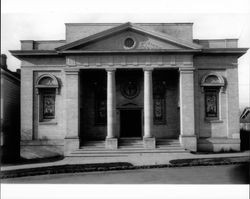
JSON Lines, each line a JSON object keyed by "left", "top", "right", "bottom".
{"left": 121, "top": 79, "right": 140, "bottom": 99}
{"left": 124, "top": 37, "right": 136, "bottom": 49}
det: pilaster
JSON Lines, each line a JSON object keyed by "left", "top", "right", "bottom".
{"left": 179, "top": 68, "right": 197, "bottom": 151}
{"left": 64, "top": 68, "right": 80, "bottom": 154}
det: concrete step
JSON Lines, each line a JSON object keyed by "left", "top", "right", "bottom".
{"left": 156, "top": 140, "right": 179, "bottom": 143}
{"left": 67, "top": 150, "right": 187, "bottom": 157}
{"left": 80, "top": 139, "right": 182, "bottom": 150}
{"left": 72, "top": 148, "right": 186, "bottom": 153}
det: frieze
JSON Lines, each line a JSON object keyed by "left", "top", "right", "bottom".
{"left": 139, "top": 41, "right": 162, "bottom": 49}
{"left": 66, "top": 55, "right": 193, "bottom": 68}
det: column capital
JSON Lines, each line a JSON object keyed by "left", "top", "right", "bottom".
{"left": 106, "top": 67, "right": 116, "bottom": 72}
{"left": 143, "top": 67, "right": 154, "bottom": 72}
{"left": 64, "top": 68, "right": 80, "bottom": 75}
{"left": 179, "top": 67, "right": 195, "bottom": 73}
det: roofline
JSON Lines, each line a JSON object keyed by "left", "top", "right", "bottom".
{"left": 9, "top": 48, "right": 248, "bottom": 57}
{"left": 195, "top": 38, "right": 239, "bottom": 41}
{"left": 240, "top": 107, "right": 250, "bottom": 119}
{"left": 65, "top": 22, "right": 194, "bottom": 26}
{"left": 21, "top": 40, "right": 66, "bottom": 42}
{"left": 9, "top": 50, "right": 59, "bottom": 58}
{"left": 201, "top": 48, "right": 248, "bottom": 55}
{"left": 0, "top": 67, "right": 20, "bottom": 82}
{"left": 59, "top": 49, "right": 201, "bottom": 54}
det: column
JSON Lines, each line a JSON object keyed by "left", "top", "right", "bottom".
{"left": 143, "top": 68, "right": 155, "bottom": 148}
{"left": 179, "top": 68, "right": 197, "bottom": 151}
{"left": 106, "top": 68, "right": 117, "bottom": 149}
{"left": 64, "top": 68, "right": 80, "bottom": 154}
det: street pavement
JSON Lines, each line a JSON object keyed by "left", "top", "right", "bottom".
{"left": 2, "top": 164, "right": 249, "bottom": 184}
{"left": 2, "top": 150, "right": 250, "bottom": 171}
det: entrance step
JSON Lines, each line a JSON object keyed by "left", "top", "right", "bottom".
{"left": 156, "top": 139, "right": 182, "bottom": 149}
{"left": 67, "top": 148, "right": 187, "bottom": 157}
{"left": 118, "top": 138, "right": 143, "bottom": 149}
{"left": 80, "top": 141, "right": 105, "bottom": 149}
{"left": 66, "top": 139, "right": 186, "bottom": 157}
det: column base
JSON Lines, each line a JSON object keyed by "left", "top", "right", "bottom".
{"left": 179, "top": 135, "right": 197, "bottom": 152}
{"left": 64, "top": 138, "right": 80, "bottom": 155}
{"left": 105, "top": 138, "right": 118, "bottom": 149}
{"left": 143, "top": 137, "right": 156, "bottom": 149}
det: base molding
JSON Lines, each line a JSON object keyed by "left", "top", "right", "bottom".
{"left": 179, "top": 135, "right": 197, "bottom": 152}
{"left": 64, "top": 138, "right": 80, "bottom": 155}
{"left": 20, "top": 139, "right": 65, "bottom": 159}
{"left": 105, "top": 138, "right": 118, "bottom": 149}
{"left": 143, "top": 137, "right": 156, "bottom": 149}
{"left": 198, "top": 138, "right": 240, "bottom": 152}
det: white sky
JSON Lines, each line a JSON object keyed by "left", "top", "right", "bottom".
{"left": 1, "top": 0, "right": 250, "bottom": 109}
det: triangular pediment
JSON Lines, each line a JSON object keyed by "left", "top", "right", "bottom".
{"left": 56, "top": 22, "right": 201, "bottom": 51}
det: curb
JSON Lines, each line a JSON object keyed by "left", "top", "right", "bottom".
{"left": 1, "top": 157, "right": 249, "bottom": 179}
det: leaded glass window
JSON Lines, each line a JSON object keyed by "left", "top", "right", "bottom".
{"left": 153, "top": 81, "right": 166, "bottom": 124}
{"left": 42, "top": 93, "right": 55, "bottom": 119}
{"left": 201, "top": 73, "right": 225, "bottom": 121}
{"left": 205, "top": 90, "right": 218, "bottom": 118}
{"left": 36, "top": 74, "right": 59, "bottom": 122}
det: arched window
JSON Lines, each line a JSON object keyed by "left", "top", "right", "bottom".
{"left": 201, "top": 73, "right": 225, "bottom": 120}
{"left": 35, "top": 74, "right": 60, "bottom": 121}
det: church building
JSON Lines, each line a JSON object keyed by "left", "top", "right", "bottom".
{"left": 10, "top": 22, "right": 248, "bottom": 158}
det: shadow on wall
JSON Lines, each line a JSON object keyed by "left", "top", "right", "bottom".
{"left": 1, "top": 105, "right": 20, "bottom": 163}
{"left": 240, "top": 129, "right": 250, "bottom": 151}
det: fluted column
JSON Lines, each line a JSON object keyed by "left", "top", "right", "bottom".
{"left": 106, "top": 68, "right": 117, "bottom": 149}
{"left": 143, "top": 68, "right": 155, "bottom": 148}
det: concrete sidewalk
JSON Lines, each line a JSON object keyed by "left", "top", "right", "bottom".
{"left": 1, "top": 150, "right": 249, "bottom": 178}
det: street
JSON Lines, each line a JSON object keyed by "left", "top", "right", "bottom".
{"left": 2, "top": 164, "right": 249, "bottom": 184}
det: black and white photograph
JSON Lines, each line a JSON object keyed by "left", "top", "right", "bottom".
{"left": 1, "top": 0, "right": 250, "bottom": 198}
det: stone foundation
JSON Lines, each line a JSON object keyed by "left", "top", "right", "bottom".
{"left": 64, "top": 138, "right": 80, "bottom": 155}
{"left": 20, "top": 139, "right": 64, "bottom": 159}
{"left": 198, "top": 138, "right": 240, "bottom": 152}
{"left": 179, "top": 135, "right": 197, "bottom": 152}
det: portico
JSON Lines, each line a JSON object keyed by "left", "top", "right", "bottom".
{"left": 63, "top": 64, "right": 194, "bottom": 152}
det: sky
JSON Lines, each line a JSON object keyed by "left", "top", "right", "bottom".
{"left": 1, "top": 0, "right": 250, "bottom": 109}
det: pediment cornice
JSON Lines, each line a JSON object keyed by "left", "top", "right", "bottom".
{"left": 55, "top": 22, "right": 202, "bottom": 51}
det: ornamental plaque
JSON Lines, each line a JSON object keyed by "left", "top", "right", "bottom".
{"left": 121, "top": 79, "right": 140, "bottom": 99}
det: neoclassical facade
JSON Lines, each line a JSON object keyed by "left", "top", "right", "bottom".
{"left": 11, "top": 22, "right": 247, "bottom": 158}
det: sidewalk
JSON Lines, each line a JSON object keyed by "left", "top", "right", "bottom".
{"left": 1, "top": 150, "right": 249, "bottom": 178}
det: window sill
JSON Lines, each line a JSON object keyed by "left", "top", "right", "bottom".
{"left": 39, "top": 121, "right": 58, "bottom": 125}
{"left": 205, "top": 119, "right": 223, "bottom": 123}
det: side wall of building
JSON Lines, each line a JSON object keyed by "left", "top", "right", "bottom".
{"left": 0, "top": 68, "right": 20, "bottom": 162}
{"left": 194, "top": 55, "right": 240, "bottom": 152}
{"left": 20, "top": 57, "right": 66, "bottom": 159}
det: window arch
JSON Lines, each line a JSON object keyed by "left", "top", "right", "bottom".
{"left": 35, "top": 74, "right": 60, "bottom": 94}
{"left": 201, "top": 72, "right": 225, "bottom": 92}
{"left": 35, "top": 74, "right": 60, "bottom": 121}
{"left": 200, "top": 73, "right": 226, "bottom": 120}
